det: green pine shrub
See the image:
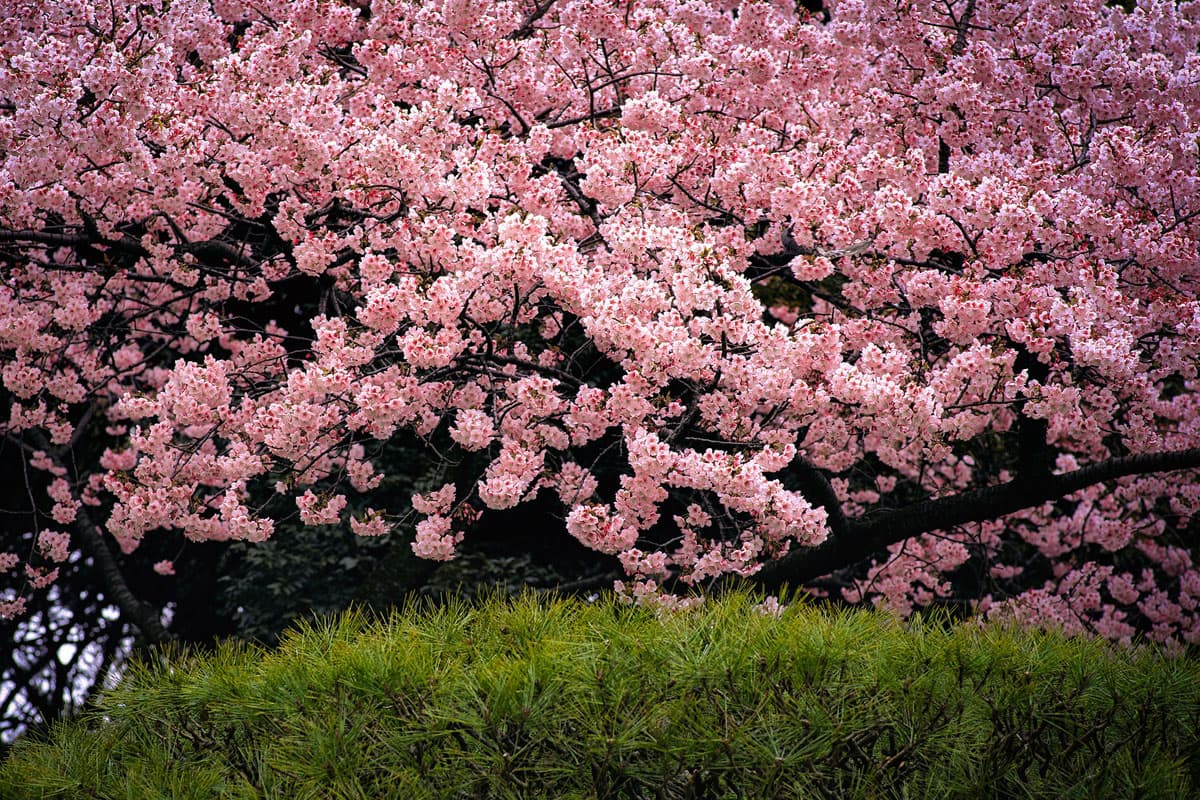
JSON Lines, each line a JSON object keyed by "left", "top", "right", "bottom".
{"left": 3, "top": 593, "right": 1198, "bottom": 799}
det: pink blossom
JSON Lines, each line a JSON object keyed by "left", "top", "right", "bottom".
{"left": 412, "top": 514, "right": 463, "bottom": 561}
{"left": 36, "top": 531, "right": 71, "bottom": 563}
{"left": 296, "top": 491, "right": 348, "bottom": 526}
{"left": 449, "top": 408, "right": 496, "bottom": 451}
{"left": 0, "top": 0, "right": 1196, "bottom": 646}
{"left": 350, "top": 511, "right": 390, "bottom": 538}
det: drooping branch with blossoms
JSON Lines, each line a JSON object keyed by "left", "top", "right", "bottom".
{"left": 2, "top": 0, "right": 1199, "bottom": 653}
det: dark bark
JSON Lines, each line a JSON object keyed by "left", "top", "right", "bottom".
{"left": 22, "top": 429, "right": 173, "bottom": 646}
{"left": 74, "top": 507, "right": 172, "bottom": 645}
{"left": 750, "top": 447, "right": 1200, "bottom": 592}
{"left": 507, "top": 0, "right": 557, "bottom": 39}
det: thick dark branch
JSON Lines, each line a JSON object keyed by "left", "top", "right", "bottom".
{"left": 936, "top": 0, "right": 976, "bottom": 175}
{"left": 1013, "top": 347, "right": 1054, "bottom": 480}
{"left": 2, "top": 225, "right": 260, "bottom": 273}
{"left": 23, "top": 430, "right": 169, "bottom": 645}
{"left": 788, "top": 456, "right": 848, "bottom": 537}
{"left": 179, "top": 238, "right": 257, "bottom": 270}
{"left": 950, "top": 0, "right": 978, "bottom": 57}
{"left": 751, "top": 447, "right": 1200, "bottom": 591}
{"left": 74, "top": 507, "right": 172, "bottom": 645}
{"left": 938, "top": 139, "right": 952, "bottom": 175}
{"left": 0, "top": 228, "right": 147, "bottom": 257}
{"left": 507, "top": 0, "right": 556, "bottom": 39}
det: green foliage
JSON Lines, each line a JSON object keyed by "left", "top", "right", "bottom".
{"left": 4, "top": 594, "right": 1199, "bottom": 799}
{"left": 214, "top": 437, "right": 436, "bottom": 643}
{"left": 215, "top": 519, "right": 398, "bottom": 644}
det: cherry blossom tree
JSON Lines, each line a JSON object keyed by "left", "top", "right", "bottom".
{"left": 3, "top": 0, "right": 1200, "bottom": 666}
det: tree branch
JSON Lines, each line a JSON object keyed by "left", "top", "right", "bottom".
{"left": 24, "top": 429, "right": 173, "bottom": 646}
{"left": 507, "top": 0, "right": 556, "bottom": 39}
{"left": 751, "top": 447, "right": 1200, "bottom": 591}
{"left": 74, "top": 507, "right": 172, "bottom": 645}
{"left": 0, "top": 227, "right": 148, "bottom": 257}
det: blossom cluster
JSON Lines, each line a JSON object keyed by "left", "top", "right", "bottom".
{"left": 0, "top": 0, "right": 1197, "bottom": 646}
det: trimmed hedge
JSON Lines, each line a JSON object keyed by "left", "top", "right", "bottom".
{"left": 3, "top": 593, "right": 1199, "bottom": 799}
